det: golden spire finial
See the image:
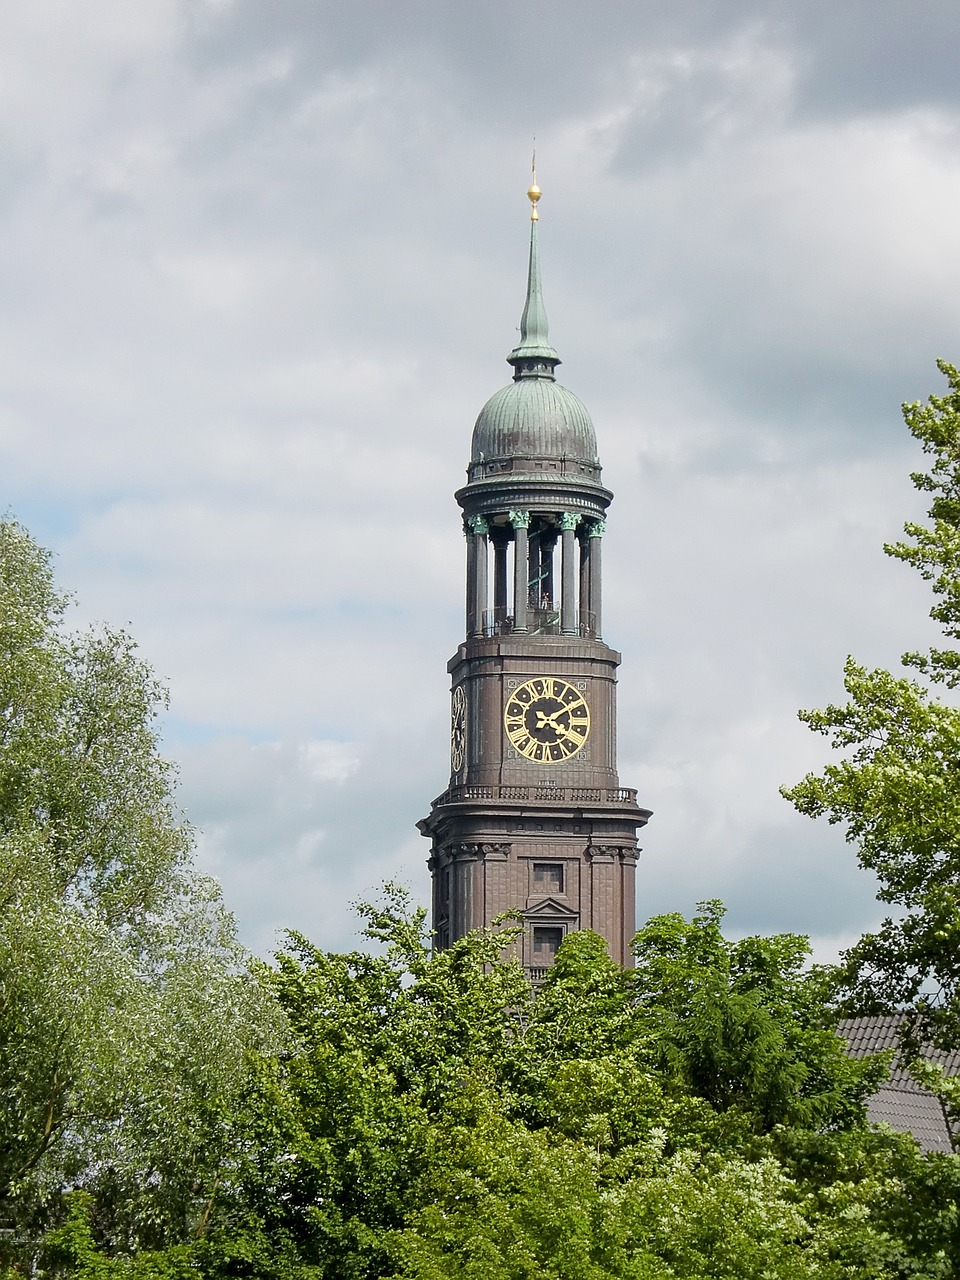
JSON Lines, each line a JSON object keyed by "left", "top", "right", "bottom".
{"left": 527, "top": 143, "right": 541, "bottom": 221}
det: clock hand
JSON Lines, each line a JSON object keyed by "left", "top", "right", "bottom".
{"left": 536, "top": 710, "right": 568, "bottom": 732}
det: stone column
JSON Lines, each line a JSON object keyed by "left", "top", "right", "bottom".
{"left": 579, "top": 528, "right": 592, "bottom": 635}
{"left": 588, "top": 518, "right": 605, "bottom": 639}
{"left": 541, "top": 529, "right": 557, "bottom": 610}
{"left": 560, "top": 512, "right": 580, "bottom": 635}
{"left": 493, "top": 533, "right": 508, "bottom": 618}
{"left": 467, "top": 515, "right": 489, "bottom": 637}
{"left": 509, "top": 510, "right": 530, "bottom": 632}
{"left": 528, "top": 524, "right": 540, "bottom": 609}
{"left": 620, "top": 847, "right": 638, "bottom": 969}
{"left": 464, "top": 522, "right": 476, "bottom": 637}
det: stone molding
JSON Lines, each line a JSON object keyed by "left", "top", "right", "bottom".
{"left": 443, "top": 841, "right": 511, "bottom": 862}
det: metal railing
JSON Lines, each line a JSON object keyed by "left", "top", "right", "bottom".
{"left": 481, "top": 606, "right": 514, "bottom": 635}
{"left": 432, "top": 784, "right": 639, "bottom": 808}
{"left": 527, "top": 607, "right": 560, "bottom": 635}
{"left": 481, "top": 606, "right": 563, "bottom": 636}
{"left": 480, "top": 606, "right": 602, "bottom": 638}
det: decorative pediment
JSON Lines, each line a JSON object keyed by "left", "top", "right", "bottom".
{"left": 524, "top": 896, "right": 577, "bottom": 921}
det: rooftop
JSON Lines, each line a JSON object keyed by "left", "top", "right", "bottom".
{"left": 839, "top": 1014, "right": 960, "bottom": 1154}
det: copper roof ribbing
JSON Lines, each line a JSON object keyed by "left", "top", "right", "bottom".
{"left": 471, "top": 377, "right": 599, "bottom": 467}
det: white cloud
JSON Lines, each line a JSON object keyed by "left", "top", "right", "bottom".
{"left": 299, "top": 739, "right": 360, "bottom": 784}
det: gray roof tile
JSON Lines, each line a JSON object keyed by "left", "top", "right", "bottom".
{"left": 838, "top": 1015, "right": 959, "bottom": 1154}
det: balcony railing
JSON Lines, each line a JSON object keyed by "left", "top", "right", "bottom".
{"left": 432, "top": 784, "right": 639, "bottom": 808}
{"left": 479, "top": 607, "right": 599, "bottom": 639}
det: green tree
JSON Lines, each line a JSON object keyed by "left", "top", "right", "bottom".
{"left": 782, "top": 360, "right": 960, "bottom": 1052}
{"left": 0, "top": 519, "right": 279, "bottom": 1265}
{"left": 196, "top": 894, "right": 958, "bottom": 1280}
{"left": 33, "top": 887, "right": 960, "bottom": 1279}
{"left": 628, "top": 903, "right": 884, "bottom": 1134}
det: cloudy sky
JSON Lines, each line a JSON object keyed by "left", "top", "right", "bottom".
{"left": 3, "top": 0, "right": 959, "bottom": 957}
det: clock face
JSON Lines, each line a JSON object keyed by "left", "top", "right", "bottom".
{"left": 450, "top": 684, "right": 466, "bottom": 773}
{"left": 504, "top": 677, "right": 591, "bottom": 763}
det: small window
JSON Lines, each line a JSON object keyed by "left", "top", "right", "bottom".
{"left": 533, "top": 863, "right": 564, "bottom": 894}
{"left": 532, "top": 927, "right": 564, "bottom": 960}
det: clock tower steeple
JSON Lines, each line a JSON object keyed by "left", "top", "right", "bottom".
{"left": 418, "top": 180, "right": 650, "bottom": 974}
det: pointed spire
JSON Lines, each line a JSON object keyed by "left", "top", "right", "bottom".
{"left": 507, "top": 154, "right": 561, "bottom": 380}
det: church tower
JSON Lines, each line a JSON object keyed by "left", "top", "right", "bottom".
{"left": 418, "top": 177, "right": 651, "bottom": 974}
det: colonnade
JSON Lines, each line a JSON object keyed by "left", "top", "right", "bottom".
{"left": 464, "top": 510, "right": 605, "bottom": 639}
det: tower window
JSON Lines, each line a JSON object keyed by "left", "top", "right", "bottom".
{"left": 532, "top": 927, "right": 564, "bottom": 960}
{"left": 532, "top": 863, "right": 564, "bottom": 893}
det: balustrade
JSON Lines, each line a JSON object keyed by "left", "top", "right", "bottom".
{"left": 433, "top": 783, "right": 638, "bottom": 807}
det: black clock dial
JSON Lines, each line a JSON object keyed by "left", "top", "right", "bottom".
{"left": 450, "top": 685, "right": 466, "bottom": 772}
{"left": 504, "top": 677, "right": 591, "bottom": 763}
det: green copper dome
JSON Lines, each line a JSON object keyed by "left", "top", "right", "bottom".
{"left": 471, "top": 378, "right": 599, "bottom": 469}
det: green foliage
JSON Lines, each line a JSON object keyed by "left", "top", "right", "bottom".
{"left": 631, "top": 903, "right": 880, "bottom": 1131}
{"left": 38, "top": 1195, "right": 197, "bottom": 1280}
{"left": 782, "top": 361, "right": 960, "bottom": 1051}
{"left": 189, "top": 895, "right": 957, "bottom": 1280}
{"left": 0, "top": 520, "right": 280, "bottom": 1267}
{"left": 5, "top": 519, "right": 959, "bottom": 1277}
{"left": 11, "top": 886, "right": 959, "bottom": 1279}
